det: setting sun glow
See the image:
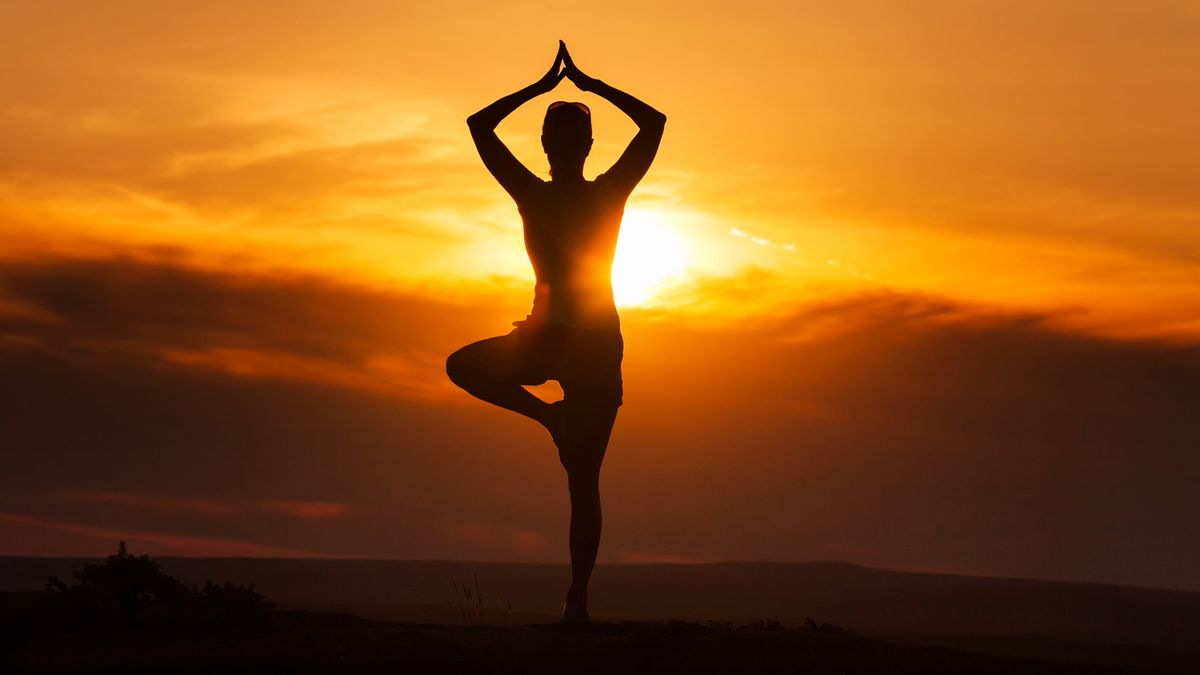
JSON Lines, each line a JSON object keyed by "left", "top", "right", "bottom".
{"left": 611, "top": 209, "right": 689, "bottom": 307}
{"left": 3, "top": 1, "right": 1200, "bottom": 596}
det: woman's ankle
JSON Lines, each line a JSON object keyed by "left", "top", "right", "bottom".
{"left": 565, "top": 586, "right": 587, "bottom": 607}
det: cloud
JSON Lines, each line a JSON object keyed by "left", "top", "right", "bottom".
{"left": 447, "top": 522, "right": 552, "bottom": 557}
{"left": 54, "top": 491, "right": 356, "bottom": 522}
{"left": 729, "top": 227, "right": 798, "bottom": 255}
{"left": 58, "top": 491, "right": 231, "bottom": 515}
{"left": 1, "top": 254, "right": 1199, "bottom": 588}
{"left": 613, "top": 284, "right": 1200, "bottom": 588}
{"left": 260, "top": 500, "right": 354, "bottom": 520}
{"left": 0, "top": 252, "right": 521, "bottom": 400}
{"left": 0, "top": 512, "right": 328, "bottom": 558}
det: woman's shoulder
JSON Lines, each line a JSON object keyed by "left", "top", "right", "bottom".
{"left": 589, "top": 172, "right": 631, "bottom": 200}
{"left": 513, "top": 177, "right": 551, "bottom": 208}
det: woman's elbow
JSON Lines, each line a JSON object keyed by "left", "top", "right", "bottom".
{"left": 644, "top": 110, "right": 667, "bottom": 130}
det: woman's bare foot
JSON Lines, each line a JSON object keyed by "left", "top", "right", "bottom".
{"left": 560, "top": 598, "right": 590, "bottom": 624}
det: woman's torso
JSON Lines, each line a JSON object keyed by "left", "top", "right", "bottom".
{"left": 516, "top": 174, "right": 627, "bottom": 329}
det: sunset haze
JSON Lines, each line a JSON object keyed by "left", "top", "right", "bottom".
{"left": 2, "top": 1, "right": 1199, "bottom": 592}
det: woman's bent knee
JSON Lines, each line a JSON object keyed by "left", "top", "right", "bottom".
{"left": 445, "top": 347, "right": 475, "bottom": 389}
{"left": 447, "top": 335, "right": 516, "bottom": 391}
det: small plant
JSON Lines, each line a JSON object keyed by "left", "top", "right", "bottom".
{"left": 804, "top": 616, "right": 845, "bottom": 634}
{"left": 450, "top": 574, "right": 485, "bottom": 625}
{"left": 744, "top": 618, "right": 786, "bottom": 631}
{"left": 45, "top": 541, "right": 273, "bottom": 629}
{"left": 448, "top": 574, "right": 514, "bottom": 625}
{"left": 46, "top": 541, "right": 189, "bottom": 617}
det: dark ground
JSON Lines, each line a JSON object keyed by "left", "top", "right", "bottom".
{"left": 4, "top": 557, "right": 1200, "bottom": 673}
{"left": 0, "top": 602, "right": 1171, "bottom": 674}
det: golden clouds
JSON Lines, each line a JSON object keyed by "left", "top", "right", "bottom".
{"left": 4, "top": 2, "right": 1198, "bottom": 335}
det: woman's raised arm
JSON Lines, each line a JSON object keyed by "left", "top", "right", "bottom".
{"left": 563, "top": 45, "right": 666, "bottom": 194}
{"left": 467, "top": 42, "right": 567, "bottom": 199}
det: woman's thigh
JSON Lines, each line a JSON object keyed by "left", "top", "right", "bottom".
{"left": 558, "top": 403, "right": 619, "bottom": 474}
{"left": 559, "top": 329, "right": 623, "bottom": 409}
{"left": 446, "top": 332, "right": 547, "bottom": 387}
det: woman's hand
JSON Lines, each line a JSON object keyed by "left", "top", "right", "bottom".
{"left": 561, "top": 43, "right": 599, "bottom": 92}
{"left": 533, "top": 41, "right": 567, "bottom": 94}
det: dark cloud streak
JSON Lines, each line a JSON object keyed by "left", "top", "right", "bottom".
{"left": 1, "top": 256, "right": 1198, "bottom": 589}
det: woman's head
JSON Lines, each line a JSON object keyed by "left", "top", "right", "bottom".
{"left": 542, "top": 101, "right": 593, "bottom": 172}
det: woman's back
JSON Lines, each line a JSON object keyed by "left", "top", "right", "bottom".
{"left": 518, "top": 175, "right": 627, "bottom": 328}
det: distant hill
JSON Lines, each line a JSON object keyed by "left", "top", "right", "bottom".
{"left": 3, "top": 557, "right": 1199, "bottom": 670}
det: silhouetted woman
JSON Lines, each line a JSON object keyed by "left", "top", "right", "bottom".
{"left": 446, "top": 41, "right": 665, "bottom": 622}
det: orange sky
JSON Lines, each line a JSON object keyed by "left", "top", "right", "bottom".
{"left": 2, "top": 2, "right": 1199, "bottom": 591}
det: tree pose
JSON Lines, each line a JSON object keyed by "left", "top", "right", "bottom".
{"left": 446, "top": 41, "right": 666, "bottom": 622}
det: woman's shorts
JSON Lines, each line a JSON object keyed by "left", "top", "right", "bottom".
{"left": 508, "top": 317, "right": 624, "bottom": 408}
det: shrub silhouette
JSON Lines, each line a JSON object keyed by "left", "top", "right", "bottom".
{"left": 46, "top": 541, "right": 189, "bottom": 617}
{"left": 804, "top": 617, "right": 845, "bottom": 634}
{"left": 44, "top": 541, "right": 273, "bottom": 630}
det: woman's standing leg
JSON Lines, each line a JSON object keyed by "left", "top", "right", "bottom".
{"left": 558, "top": 401, "right": 619, "bottom": 620}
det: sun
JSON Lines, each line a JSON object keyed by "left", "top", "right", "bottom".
{"left": 611, "top": 208, "right": 689, "bottom": 307}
